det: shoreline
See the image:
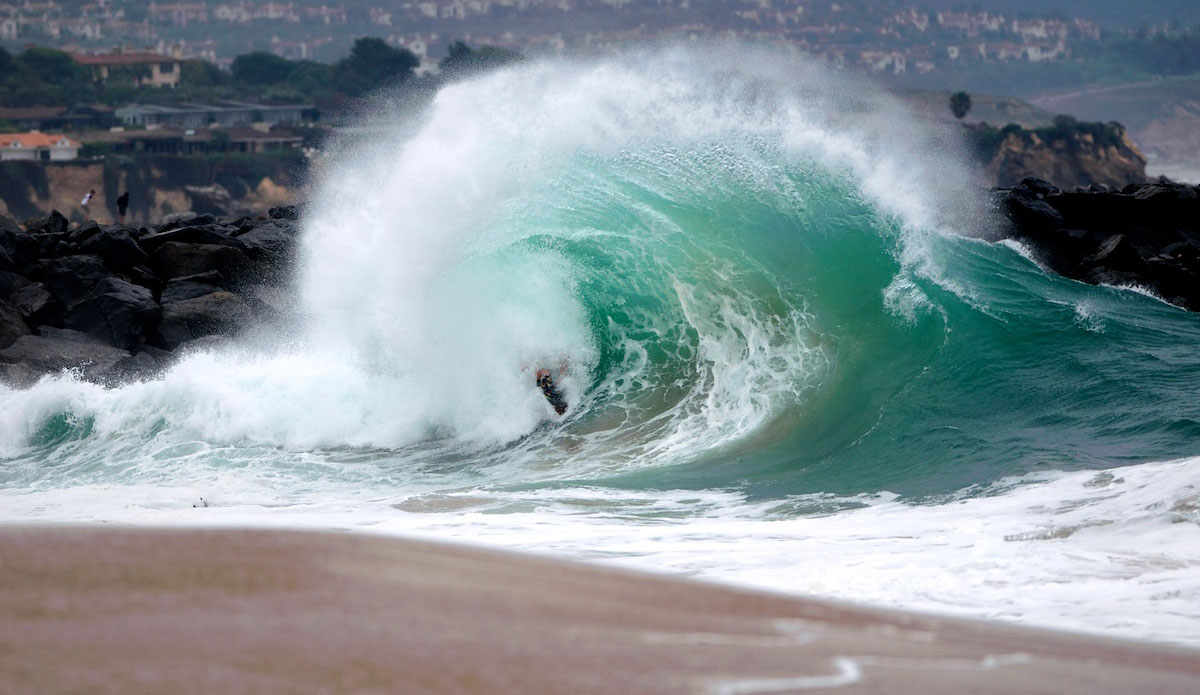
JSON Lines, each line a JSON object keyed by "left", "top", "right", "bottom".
{"left": 2, "top": 525, "right": 1198, "bottom": 694}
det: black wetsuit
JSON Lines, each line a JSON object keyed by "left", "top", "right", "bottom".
{"left": 537, "top": 373, "right": 568, "bottom": 415}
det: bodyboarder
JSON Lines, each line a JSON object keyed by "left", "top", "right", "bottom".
{"left": 535, "top": 367, "right": 569, "bottom": 415}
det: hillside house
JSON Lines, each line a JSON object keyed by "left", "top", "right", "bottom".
{"left": 0, "top": 131, "right": 80, "bottom": 161}
{"left": 72, "top": 50, "right": 183, "bottom": 88}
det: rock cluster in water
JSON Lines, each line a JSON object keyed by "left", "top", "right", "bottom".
{"left": 0, "top": 206, "right": 300, "bottom": 387}
{"left": 993, "top": 178, "right": 1200, "bottom": 311}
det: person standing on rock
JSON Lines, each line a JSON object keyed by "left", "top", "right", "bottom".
{"left": 116, "top": 191, "right": 129, "bottom": 224}
{"left": 80, "top": 190, "right": 95, "bottom": 223}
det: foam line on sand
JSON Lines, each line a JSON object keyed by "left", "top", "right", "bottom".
{"left": 1, "top": 526, "right": 1198, "bottom": 694}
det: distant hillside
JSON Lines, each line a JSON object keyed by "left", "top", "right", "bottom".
{"left": 899, "top": 89, "right": 1057, "bottom": 128}
{"left": 1029, "top": 74, "right": 1200, "bottom": 178}
{"left": 918, "top": 1, "right": 1200, "bottom": 29}
{"left": 894, "top": 90, "right": 1147, "bottom": 188}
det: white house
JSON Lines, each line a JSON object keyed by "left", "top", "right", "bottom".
{"left": 0, "top": 131, "right": 81, "bottom": 161}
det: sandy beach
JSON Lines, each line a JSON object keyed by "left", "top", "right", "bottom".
{"left": 1, "top": 526, "right": 1198, "bottom": 694}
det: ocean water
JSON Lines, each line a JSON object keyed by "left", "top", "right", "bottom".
{"left": 4, "top": 48, "right": 1200, "bottom": 647}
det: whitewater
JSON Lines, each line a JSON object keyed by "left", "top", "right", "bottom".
{"left": 3, "top": 47, "right": 1200, "bottom": 647}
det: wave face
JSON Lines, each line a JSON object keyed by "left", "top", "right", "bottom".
{"left": 3, "top": 48, "right": 1200, "bottom": 645}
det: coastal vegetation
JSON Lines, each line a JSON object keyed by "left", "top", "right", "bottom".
{"left": 0, "top": 38, "right": 522, "bottom": 111}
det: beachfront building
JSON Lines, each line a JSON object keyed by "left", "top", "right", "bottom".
{"left": 0, "top": 131, "right": 81, "bottom": 161}
{"left": 116, "top": 101, "right": 317, "bottom": 129}
{"left": 72, "top": 50, "right": 183, "bottom": 89}
{"left": 82, "top": 126, "right": 306, "bottom": 155}
{"left": 0, "top": 105, "right": 116, "bottom": 131}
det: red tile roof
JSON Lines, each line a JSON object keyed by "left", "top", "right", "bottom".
{"left": 0, "top": 132, "right": 81, "bottom": 148}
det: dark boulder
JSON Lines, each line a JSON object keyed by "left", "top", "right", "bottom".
{"left": 32, "top": 232, "right": 68, "bottom": 260}
{"left": 150, "top": 242, "right": 253, "bottom": 286}
{"left": 122, "top": 265, "right": 165, "bottom": 298}
{"left": 160, "top": 212, "right": 217, "bottom": 232}
{"left": 157, "top": 290, "right": 252, "bottom": 350}
{"left": 995, "top": 187, "right": 1064, "bottom": 234}
{"left": 1019, "top": 177, "right": 1060, "bottom": 197}
{"left": 161, "top": 276, "right": 223, "bottom": 304}
{"left": 63, "top": 276, "right": 160, "bottom": 351}
{"left": 0, "top": 327, "right": 132, "bottom": 386}
{"left": 28, "top": 209, "right": 70, "bottom": 236}
{"left": 1081, "top": 234, "right": 1152, "bottom": 287}
{"left": 67, "top": 220, "right": 101, "bottom": 245}
{"left": 1161, "top": 241, "right": 1200, "bottom": 267}
{"left": 1087, "top": 235, "right": 1149, "bottom": 274}
{"left": 0, "top": 271, "right": 30, "bottom": 301}
{"left": 1015, "top": 227, "right": 1101, "bottom": 276}
{"left": 11, "top": 283, "right": 59, "bottom": 327}
{"left": 79, "top": 227, "right": 149, "bottom": 271}
{"left": 0, "top": 298, "right": 29, "bottom": 350}
{"left": 236, "top": 221, "right": 296, "bottom": 280}
{"left": 112, "top": 348, "right": 169, "bottom": 382}
{"left": 140, "top": 225, "right": 247, "bottom": 253}
{"left": 0, "top": 216, "right": 32, "bottom": 271}
{"left": 269, "top": 204, "right": 300, "bottom": 221}
{"left": 237, "top": 221, "right": 294, "bottom": 254}
{"left": 28, "top": 254, "right": 110, "bottom": 308}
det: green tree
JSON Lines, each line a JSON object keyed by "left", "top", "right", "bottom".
{"left": 288, "top": 60, "right": 334, "bottom": 99}
{"left": 18, "top": 46, "right": 89, "bottom": 83}
{"left": 231, "top": 51, "right": 294, "bottom": 86}
{"left": 949, "top": 91, "right": 972, "bottom": 120}
{"left": 181, "top": 59, "right": 227, "bottom": 88}
{"left": 333, "top": 37, "right": 418, "bottom": 97}
{"left": 8, "top": 47, "right": 93, "bottom": 106}
{"left": 438, "top": 41, "right": 523, "bottom": 78}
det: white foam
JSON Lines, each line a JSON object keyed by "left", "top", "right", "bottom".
{"left": 4, "top": 457, "right": 1198, "bottom": 647}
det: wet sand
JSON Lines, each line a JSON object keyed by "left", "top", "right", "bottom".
{"left": 2, "top": 526, "right": 1198, "bottom": 694}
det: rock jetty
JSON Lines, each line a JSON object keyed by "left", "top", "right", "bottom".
{"left": 993, "top": 178, "right": 1200, "bottom": 311}
{"left": 4, "top": 179, "right": 1199, "bottom": 388}
{"left": 0, "top": 206, "right": 301, "bottom": 387}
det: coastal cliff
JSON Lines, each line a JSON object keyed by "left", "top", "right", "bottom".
{"left": 968, "top": 119, "right": 1148, "bottom": 190}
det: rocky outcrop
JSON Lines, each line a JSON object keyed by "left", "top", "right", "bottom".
{"left": 969, "top": 120, "right": 1148, "bottom": 190}
{"left": 994, "top": 178, "right": 1200, "bottom": 310}
{"left": 0, "top": 204, "right": 302, "bottom": 387}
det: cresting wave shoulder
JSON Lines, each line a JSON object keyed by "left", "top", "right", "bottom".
{"left": 294, "top": 48, "right": 986, "bottom": 469}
